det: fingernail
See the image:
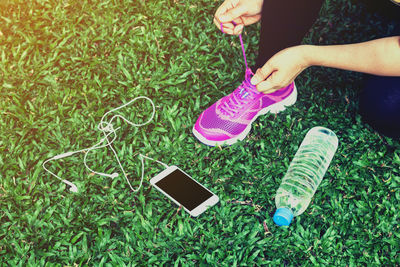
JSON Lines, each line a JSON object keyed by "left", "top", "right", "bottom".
{"left": 250, "top": 76, "right": 258, "bottom": 85}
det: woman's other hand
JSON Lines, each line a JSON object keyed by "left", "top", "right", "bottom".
{"left": 214, "top": 0, "right": 263, "bottom": 35}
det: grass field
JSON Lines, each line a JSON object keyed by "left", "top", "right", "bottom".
{"left": 1, "top": 0, "right": 399, "bottom": 265}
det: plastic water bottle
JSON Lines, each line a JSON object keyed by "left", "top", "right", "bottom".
{"left": 273, "top": 126, "right": 339, "bottom": 226}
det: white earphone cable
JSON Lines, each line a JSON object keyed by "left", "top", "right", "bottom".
{"left": 42, "top": 96, "right": 168, "bottom": 193}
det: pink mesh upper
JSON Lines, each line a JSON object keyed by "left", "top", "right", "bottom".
{"left": 194, "top": 69, "right": 294, "bottom": 141}
{"left": 194, "top": 24, "right": 295, "bottom": 143}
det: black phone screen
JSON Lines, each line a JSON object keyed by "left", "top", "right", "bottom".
{"left": 155, "top": 169, "right": 213, "bottom": 211}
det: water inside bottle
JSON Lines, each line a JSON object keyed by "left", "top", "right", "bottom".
{"left": 275, "top": 127, "right": 338, "bottom": 216}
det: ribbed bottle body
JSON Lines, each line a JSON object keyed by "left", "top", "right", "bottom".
{"left": 275, "top": 127, "right": 338, "bottom": 216}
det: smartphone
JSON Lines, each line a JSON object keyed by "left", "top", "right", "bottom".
{"left": 150, "top": 166, "right": 219, "bottom": 217}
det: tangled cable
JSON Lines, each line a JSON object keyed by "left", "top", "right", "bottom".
{"left": 42, "top": 96, "right": 169, "bottom": 193}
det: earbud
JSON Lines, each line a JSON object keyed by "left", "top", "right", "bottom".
{"left": 43, "top": 96, "right": 161, "bottom": 193}
{"left": 69, "top": 185, "right": 78, "bottom": 193}
{"left": 63, "top": 179, "right": 78, "bottom": 193}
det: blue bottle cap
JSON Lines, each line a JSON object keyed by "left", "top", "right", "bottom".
{"left": 273, "top": 208, "right": 294, "bottom": 226}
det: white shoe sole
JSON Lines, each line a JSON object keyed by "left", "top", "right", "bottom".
{"left": 193, "top": 83, "right": 298, "bottom": 147}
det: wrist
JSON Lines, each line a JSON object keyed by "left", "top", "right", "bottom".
{"left": 300, "top": 45, "right": 317, "bottom": 68}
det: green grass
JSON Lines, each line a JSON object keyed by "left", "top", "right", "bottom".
{"left": 1, "top": 0, "right": 399, "bottom": 265}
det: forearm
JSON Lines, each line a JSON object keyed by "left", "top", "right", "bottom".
{"left": 303, "top": 36, "right": 400, "bottom": 76}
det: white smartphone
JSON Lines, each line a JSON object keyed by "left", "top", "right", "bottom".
{"left": 150, "top": 166, "right": 219, "bottom": 217}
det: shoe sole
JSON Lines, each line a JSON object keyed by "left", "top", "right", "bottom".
{"left": 193, "top": 83, "right": 298, "bottom": 147}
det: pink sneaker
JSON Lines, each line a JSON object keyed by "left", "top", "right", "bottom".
{"left": 193, "top": 68, "right": 297, "bottom": 146}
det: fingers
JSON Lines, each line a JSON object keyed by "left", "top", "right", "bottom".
{"left": 250, "top": 64, "right": 274, "bottom": 86}
{"left": 232, "top": 24, "right": 244, "bottom": 35}
{"left": 218, "top": 4, "right": 246, "bottom": 23}
{"left": 213, "top": 17, "right": 243, "bottom": 35}
{"left": 251, "top": 65, "right": 291, "bottom": 94}
{"left": 215, "top": 0, "right": 240, "bottom": 20}
{"left": 214, "top": 0, "right": 245, "bottom": 34}
{"left": 213, "top": 17, "right": 233, "bottom": 32}
{"left": 256, "top": 72, "right": 294, "bottom": 94}
{"left": 257, "top": 78, "right": 282, "bottom": 94}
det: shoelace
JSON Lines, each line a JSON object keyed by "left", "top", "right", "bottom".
{"left": 220, "top": 78, "right": 255, "bottom": 117}
{"left": 219, "top": 22, "right": 257, "bottom": 117}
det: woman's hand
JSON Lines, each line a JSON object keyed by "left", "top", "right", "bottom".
{"left": 214, "top": 0, "right": 263, "bottom": 35}
{"left": 250, "top": 45, "right": 311, "bottom": 94}
{"left": 251, "top": 36, "right": 400, "bottom": 94}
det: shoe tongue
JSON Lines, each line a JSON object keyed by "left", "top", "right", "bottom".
{"left": 219, "top": 69, "right": 258, "bottom": 116}
{"left": 240, "top": 68, "right": 258, "bottom": 97}
{"left": 245, "top": 68, "right": 254, "bottom": 81}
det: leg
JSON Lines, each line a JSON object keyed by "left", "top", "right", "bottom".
{"left": 194, "top": 0, "right": 324, "bottom": 146}
{"left": 359, "top": 75, "right": 400, "bottom": 139}
{"left": 354, "top": 0, "right": 400, "bottom": 21}
{"left": 252, "top": 0, "right": 324, "bottom": 72}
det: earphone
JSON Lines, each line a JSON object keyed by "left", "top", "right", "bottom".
{"left": 42, "top": 96, "right": 169, "bottom": 193}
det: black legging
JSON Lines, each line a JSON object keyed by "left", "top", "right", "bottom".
{"left": 252, "top": 0, "right": 400, "bottom": 138}
{"left": 359, "top": 75, "right": 400, "bottom": 138}
{"left": 252, "top": 0, "right": 324, "bottom": 71}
